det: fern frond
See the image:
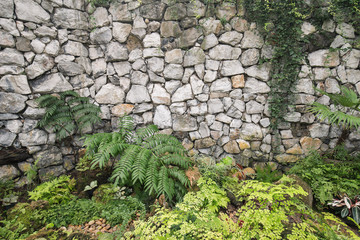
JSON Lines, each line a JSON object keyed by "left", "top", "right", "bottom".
{"left": 160, "top": 154, "right": 191, "bottom": 169}
{"left": 315, "top": 87, "right": 360, "bottom": 109}
{"left": 110, "top": 145, "right": 139, "bottom": 185}
{"left": 132, "top": 148, "right": 151, "bottom": 184}
{"left": 168, "top": 167, "right": 190, "bottom": 188}
{"left": 157, "top": 166, "right": 175, "bottom": 200}
{"left": 134, "top": 125, "right": 158, "bottom": 144}
{"left": 144, "top": 156, "right": 160, "bottom": 195}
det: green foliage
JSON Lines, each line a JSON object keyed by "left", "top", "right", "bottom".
{"left": 87, "top": 0, "right": 113, "bottom": 7}
{"left": 125, "top": 177, "right": 234, "bottom": 240}
{"left": 84, "top": 180, "right": 98, "bottom": 192}
{"left": 93, "top": 183, "right": 131, "bottom": 202}
{"left": 289, "top": 151, "right": 360, "bottom": 207}
{"left": 0, "top": 179, "right": 15, "bottom": 200}
{"left": 328, "top": 195, "right": 360, "bottom": 224}
{"left": 28, "top": 175, "right": 76, "bottom": 204}
{"left": 36, "top": 90, "right": 101, "bottom": 141}
{"left": 309, "top": 87, "right": 360, "bottom": 130}
{"left": 0, "top": 218, "right": 30, "bottom": 240}
{"left": 25, "top": 159, "right": 39, "bottom": 184}
{"left": 328, "top": 0, "right": 360, "bottom": 32}
{"left": 255, "top": 164, "right": 283, "bottom": 183}
{"left": 83, "top": 115, "right": 191, "bottom": 203}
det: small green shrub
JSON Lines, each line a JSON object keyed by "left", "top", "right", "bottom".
{"left": 28, "top": 175, "right": 76, "bottom": 204}
{"left": 92, "top": 183, "right": 130, "bottom": 203}
{"left": 289, "top": 151, "right": 360, "bottom": 207}
{"left": 255, "top": 164, "right": 283, "bottom": 183}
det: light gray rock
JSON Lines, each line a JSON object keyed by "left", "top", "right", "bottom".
{"left": 15, "top": 0, "right": 50, "bottom": 24}
{"left": 0, "top": 92, "right": 27, "bottom": 114}
{"left": 63, "top": 0, "right": 84, "bottom": 10}
{"left": 187, "top": 0, "right": 206, "bottom": 18}
{"left": 313, "top": 67, "right": 331, "bottom": 80}
{"left": 164, "top": 64, "right": 184, "bottom": 80}
{"left": 151, "top": 84, "right": 170, "bottom": 105}
{"left": 58, "top": 61, "right": 85, "bottom": 76}
{"left": 69, "top": 74, "right": 94, "bottom": 89}
{"left": 201, "top": 33, "right": 218, "bottom": 50}
{"left": 6, "top": 120, "right": 22, "bottom": 133}
{"left": 39, "top": 165, "right": 66, "bottom": 182}
{"left": 173, "top": 115, "right": 198, "bottom": 131}
{"left": 113, "top": 62, "right": 131, "bottom": 77}
{"left": 0, "top": 129, "right": 16, "bottom": 147}
{"left": 90, "top": 27, "right": 112, "bottom": 44}
{"left": 0, "top": 0, "right": 14, "bottom": 18}
{"left": 143, "top": 48, "right": 164, "bottom": 58}
{"left": 19, "top": 129, "right": 47, "bottom": 146}
{"left": 170, "top": 102, "right": 186, "bottom": 114}
{"left": 139, "top": 3, "right": 166, "bottom": 21}
{"left": 165, "top": 49, "right": 183, "bottom": 64}
{"left": 330, "top": 35, "right": 346, "bottom": 49}
{"left": 208, "top": 99, "right": 224, "bottom": 114}
{"left": 92, "top": 7, "right": 110, "bottom": 27}
{"left": 164, "top": 3, "right": 186, "bottom": 20}
{"left": 309, "top": 123, "right": 330, "bottom": 138}
{"left": 126, "top": 85, "right": 151, "bottom": 103}
{"left": 149, "top": 71, "right": 165, "bottom": 83}
{"left": 241, "top": 49, "right": 260, "bottom": 66}
{"left": 221, "top": 60, "right": 244, "bottom": 76}
{"left": 294, "top": 78, "right": 314, "bottom": 94}
{"left": 0, "top": 48, "right": 24, "bottom": 66}
{"left": 245, "top": 63, "right": 271, "bottom": 81}
{"left": 322, "top": 19, "right": 335, "bottom": 32}
{"left": 308, "top": 49, "right": 340, "bottom": 67}
{"left": 0, "top": 75, "right": 31, "bottom": 94}
{"left": 219, "top": 31, "right": 243, "bottom": 46}
{"left": 241, "top": 123, "right": 263, "bottom": 140}
{"left": 190, "top": 75, "right": 204, "bottom": 95}
{"left": 23, "top": 106, "right": 45, "bottom": 119}
{"left": 0, "top": 165, "right": 20, "bottom": 180}
{"left": 147, "top": 57, "right": 164, "bottom": 73}
{"left": 241, "top": 30, "right": 264, "bottom": 48}
{"left": 230, "top": 17, "right": 249, "bottom": 32}
{"left": 30, "top": 73, "right": 73, "bottom": 93}
{"left": 243, "top": 78, "right": 270, "bottom": 94}
{"left": 204, "top": 70, "right": 217, "bottom": 83}
{"left": 0, "top": 30, "right": 15, "bottom": 47}
{"left": 346, "top": 69, "right": 360, "bottom": 84}
{"left": 325, "top": 78, "right": 340, "bottom": 94}
{"left": 33, "top": 146, "right": 62, "bottom": 168}
{"left": 172, "top": 84, "right": 193, "bottom": 102}
{"left": 109, "top": 2, "right": 132, "bottom": 21}
{"left": 92, "top": 58, "right": 107, "bottom": 78}
{"left": 113, "top": 22, "right": 132, "bottom": 43}
{"left": 34, "top": 26, "right": 57, "bottom": 38}
{"left": 284, "top": 112, "right": 301, "bottom": 122}
{"left": 178, "top": 27, "right": 202, "bottom": 48}
{"left": 165, "top": 80, "right": 181, "bottom": 94}
{"left": 294, "top": 94, "right": 315, "bottom": 105}
{"left": 63, "top": 41, "right": 88, "bottom": 57}
{"left": 210, "top": 78, "right": 232, "bottom": 92}
{"left": 143, "top": 33, "right": 161, "bottom": 48}
{"left": 183, "top": 47, "right": 205, "bottom": 67}
{"left": 153, "top": 105, "right": 172, "bottom": 128}
{"left": 131, "top": 71, "right": 149, "bottom": 85}
{"left": 53, "top": 8, "right": 88, "bottom": 29}
{"left": 246, "top": 100, "right": 264, "bottom": 114}
{"left": 199, "top": 17, "right": 222, "bottom": 36}
{"left": 301, "top": 22, "right": 316, "bottom": 35}
{"left": 344, "top": 49, "right": 360, "bottom": 69}
{"left": 209, "top": 45, "right": 241, "bottom": 60}
{"left": 160, "top": 21, "right": 181, "bottom": 37}
{"left": 44, "top": 40, "right": 60, "bottom": 56}
{"left": 0, "top": 114, "right": 18, "bottom": 120}
{"left": 336, "top": 22, "right": 355, "bottom": 38}
{"left": 95, "top": 83, "right": 125, "bottom": 104}
{"left": 189, "top": 103, "right": 207, "bottom": 116}
{"left": 106, "top": 42, "right": 128, "bottom": 61}
{"left": 31, "top": 39, "right": 45, "bottom": 53}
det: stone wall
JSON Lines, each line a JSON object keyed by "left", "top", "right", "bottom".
{"left": 0, "top": 0, "right": 359, "bottom": 183}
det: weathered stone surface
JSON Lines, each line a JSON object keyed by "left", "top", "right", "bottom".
{"left": 63, "top": 41, "right": 88, "bottom": 57}
{"left": 0, "top": 48, "right": 24, "bottom": 66}
{"left": 195, "top": 137, "right": 216, "bottom": 149}
{"left": 230, "top": 17, "right": 249, "bottom": 32}
{"left": 210, "top": 78, "right": 232, "bottom": 92}
{"left": 300, "top": 136, "right": 322, "bottom": 154}
{"left": 301, "top": 22, "right": 316, "bottom": 35}
{"left": 95, "top": 83, "right": 125, "bottom": 104}
{"left": 243, "top": 78, "right": 270, "bottom": 94}
{"left": 0, "top": 30, "right": 15, "bottom": 47}
{"left": 112, "top": 104, "right": 134, "bottom": 117}
{"left": 209, "top": 45, "right": 241, "bottom": 60}
{"left": 30, "top": 73, "right": 73, "bottom": 93}
{"left": 126, "top": 85, "right": 151, "bottom": 103}
{"left": 231, "top": 75, "right": 245, "bottom": 88}
{"left": 15, "top": 0, "right": 50, "bottom": 24}
{"left": 241, "top": 30, "right": 264, "bottom": 48}
{"left": 31, "top": 39, "right": 45, "bottom": 54}
{"left": 201, "top": 33, "right": 218, "bottom": 50}
{"left": 151, "top": 84, "right": 170, "bottom": 105}
{"left": 0, "top": 0, "right": 14, "bottom": 18}
{"left": 19, "top": 129, "right": 47, "bottom": 146}
{"left": 69, "top": 74, "right": 94, "bottom": 89}
{"left": 190, "top": 75, "right": 204, "bottom": 95}
{"left": 336, "top": 22, "right": 355, "bottom": 38}
{"left": 39, "top": 165, "right": 66, "bottom": 182}
{"left": 23, "top": 106, "right": 45, "bottom": 119}
{"left": 0, "top": 165, "right": 20, "bottom": 180}
{"left": 165, "top": 49, "right": 183, "bottom": 64}
{"left": 154, "top": 105, "right": 172, "bottom": 129}
{"left": 284, "top": 112, "right": 301, "bottom": 122}
{"left": 245, "top": 63, "right": 271, "bottom": 81}
{"left": 130, "top": 71, "right": 149, "bottom": 85}
{"left": 143, "top": 32, "right": 161, "bottom": 48}
{"left": 33, "top": 146, "right": 62, "bottom": 168}
{"left": 16, "top": 37, "right": 31, "bottom": 52}
{"left": 44, "top": 40, "right": 60, "bottom": 56}
{"left": 224, "top": 140, "right": 240, "bottom": 153}
{"left": 240, "top": 123, "right": 262, "bottom": 140}
{"left": 178, "top": 27, "right": 202, "bottom": 48}
{"left": 90, "top": 27, "right": 112, "bottom": 44}
{"left": 219, "top": 31, "right": 243, "bottom": 46}
{"left": 199, "top": 18, "right": 222, "bottom": 36}
{"left": 187, "top": 0, "right": 206, "bottom": 18}
{"left": 140, "top": 3, "right": 166, "bottom": 20}
{"left": 221, "top": 60, "right": 244, "bottom": 76}
{"left": 0, "top": 129, "right": 16, "bottom": 147}
{"left": 113, "top": 22, "right": 132, "bottom": 43}
{"left": 308, "top": 49, "right": 340, "bottom": 67}
{"left": 58, "top": 62, "right": 85, "bottom": 76}
{"left": 0, "top": 75, "right": 31, "bottom": 94}
{"left": 241, "top": 49, "right": 260, "bottom": 66}
{"left": 160, "top": 21, "right": 182, "bottom": 37}
{"left": 164, "top": 3, "right": 186, "bottom": 20}
{"left": 34, "top": 26, "right": 57, "bottom": 38}
{"left": 208, "top": 98, "right": 224, "bottom": 114}
{"left": 173, "top": 115, "right": 197, "bottom": 131}
{"left": 309, "top": 123, "right": 330, "bottom": 138}
{"left": 0, "top": 92, "right": 27, "bottom": 113}
{"left": 246, "top": 100, "right": 264, "bottom": 114}
{"left": 147, "top": 57, "right": 164, "bottom": 73}
{"left": 183, "top": 47, "right": 206, "bottom": 67}
{"left": 275, "top": 154, "right": 300, "bottom": 163}
{"left": 53, "top": 8, "right": 88, "bottom": 29}
{"left": 172, "top": 84, "right": 193, "bottom": 102}
{"left": 109, "top": 2, "right": 131, "bottom": 21}
{"left": 106, "top": 42, "right": 128, "bottom": 61}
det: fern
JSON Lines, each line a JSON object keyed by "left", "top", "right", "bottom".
{"left": 36, "top": 91, "right": 101, "bottom": 141}
{"left": 83, "top": 116, "right": 191, "bottom": 203}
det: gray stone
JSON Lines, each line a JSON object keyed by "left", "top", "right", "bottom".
{"left": 330, "top": 35, "right": 346, "bottom": 49}
{"left": 6, "top": 120, "right": 22, "bottom": 133}
{"left": 44, "top": 40, "right": 60, "bottom": 56}
{"left": 19, "top": 129, "right": 47, "bottom": 146}
{"left": 53, "top": 8, "right": 88, "bottom": 29}
{"left": 172, "top": 84, "right": 193, "bottom": 102}
{"left": 0, "top": 92, "right": 27, "bottom": 113}
{"left": 70, "top": 74, "right": 94, "bottom": 89}
{"left": 63, "top": 41, "right": 88, "bottom": 57}
{"left": 151, "top": 84, "right": 170, "bottom": 105}
{"left": 164, "top": 64, "right": 184, "bottom": 80}
{"left": 160, "top": 21, "right": 182, "bottom": 37}
{"left": 113, "top": 22, "right": 132, "bottom": 43}
{"left": 149, "top": 71, "right": 165, "bottom": 83}
{"left": 39, "top": 165, "right": 66, "bottom": 182}
{"left": 204, "top": 70, "right": 217, "bottom": 83}
{"left": 187, "top": 0, "right": 206, "bottom": 18}
{"left": 347, "top": 69, "right": 360, "bottom": 84}
{"left": 0, "top": 48, "right": 24, "bottom": 66}
{"left": 325, "top": 78, "right": 340, "bottom": 94}
{"left": 92, "top": 7, "right": 110, "bottom": 27}
{"left": 140, "top": 3, "right": 166, "bottom": 20}
{"left": 344, "top": 49, "right": 360, "bottom": 69}
{"left": 143, "top": 48, "right": 164, "bottom": 58}
{"left": 246, "top": 100, "right": 264, "bottom": 114}
{"left": 165, "top": 49, "right": 183, "bottom": 64}
{"left": 221, "top": 60, "right": 244, "bottom": 76}
{"left": 183, "top": 47, "right": 205, "bottom": 67}
{"left": 241, "top": 49, "right": 260, "bottom": 66}
{"left": 245, "top": 63, "right": 271, "bottom": 81}
{"left": 308, "top": 49, "right": 340, "bottom": 67}
{"left": 241, "top": 30, "right": 264, "bottom": 48}
{"left": 170, "top": 102, "right": 186, "bottom": 114}
{"left": 92, "top": 58, "right": 107, "bottom": 78}
{"left": 189, "top": 103, "right": 207, "bottom": 115}
{"left": 0, "top": 129, "right": 16, "bottom": 147}
{"left": 178, "top": 27, "right": 202, "bottom": 48}
{"left": 113, "top": 62, "right": 131, "bottom": 77}
{"left": 208, "top": 99, "right": 224, "bottom": 114}
{"left": 143, "top": 33, "right": 161, "bottom": 48}
{"left": 313, "top": 67, "right": 331, "bottom": 80}
{"left": 0, "top": 165, "right": 20, "bottom": 180}
{"left": 58, "top": 61, "right": 85, "bottom": 76}
{"left": 309, "top": 123, "right": 330, "bottom": 138}
{"left": 199, "top": 18, "right": 222, "bottom": 36}
{"left": 173, "top": 115, "right": 197, "bottom": 131}
{"left": 147, "top": 57, "right": 164, "bottom": 73}
{"left": 34, "top": 26, "right": 57, "bottom": 38}
{"left": 34, "top": 146, "right": 62, "bottom": 168}
{"left": 0, "top": 75, "right": 31, "bottom": 94}
{"left": 301, "top": 22, "right": 316, "bottom": 35}
{"left": 195, "top": 64, "right": 205, "bottom": 79}
{"left": 31, "top": 39, "right": 45, "bottom": 53}
{"left": 294, "top": 78, "right": 314, "bottom": 94}
{"left": 165, "top": 80, "right": 181, "bottom": 94}
{"left": 219, "top": 31, "right": 243, "bottom": 46}
{"left": 201, "top": 33, "right": 218, "bottom": 50}
{"left": 294, "top": 94, "right": 315, "bottom": 105}
{"left": 126, "top": 85, "right": 151, "bottom": 104}
{"left": 241, "top": 123, "right": 263, "bottom": 140}
{"left": 224, "top": 140, "right": 240, "bottom": 154}
{"left": 195, "top": 138, "right": 216, "bottom": 149}
{"left": 336, "top": 23, "right": 355, "bottom": 38}
{"left": 0, "top": 30, "right": 15, "bottom": 47}
{"left": 230, "top": 17, "right": 249, "bottom": 32}
{"left": 90, "top": 27, "right": 112, "bottom": 44}
{"left": 322, "top": 19, "right": 335, "bottom": 32}
{"left": 30, "top": 73, "right": 73, "bottom": 93}
{"left": 109, "top": 2, "right": 131, "bottom": 21}
{"left": 284, "top": 112, "right": 301, "bottom": 122}
{"left": 23, "top": 106, "right": 45, "bottom": 119}
{"left": 15, "top": 0, "right": 50, "bottom": 24}
{"left": 131, "top": 71, "right": 149, "bottom": 85}
{"left": 106, "top": 42, "right": 128, "bottom": 61}
{"left": 164, "top": 3, "right": 186, "bottom": 20}
{"left": 95, "top": 83, "right": 125, "bottom": 104}
{"left": 210, "top": 78, "right": 232, "bottom": 92}
{"left": 153, "top": 105, "right": 172, "bottom": 129}
{"left": 190, "top": 75, "right": 204, "bottom": 95}
{"left": 0, "top": 0, "right": 14, "bottom": 18}
{"left": 209, "top": 45, "right": 241, "bottom": 60}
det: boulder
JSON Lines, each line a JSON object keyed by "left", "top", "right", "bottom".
{"left": 0, "top": 92, "right": 27, "bottom": 113}
{"left": 14, "top": 0, "right": 50, "bottom": 24}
